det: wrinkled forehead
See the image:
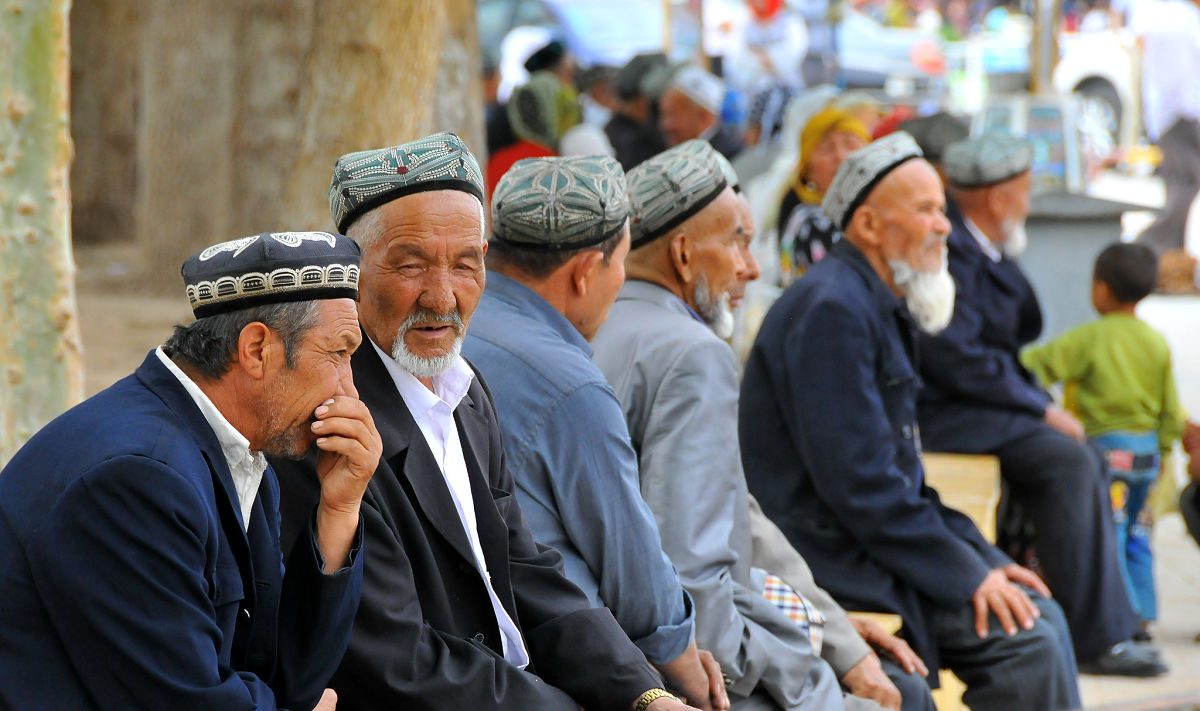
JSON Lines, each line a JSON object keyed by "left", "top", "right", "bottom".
{"left": 380, "top": 190, "right": 485, "bottom": 244}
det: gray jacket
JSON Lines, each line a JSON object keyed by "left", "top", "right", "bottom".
{"left": 593, "top": 280, "right": 872, "bottom": 711}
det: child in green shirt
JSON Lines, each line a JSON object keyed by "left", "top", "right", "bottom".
{"left": 1021, "top": 243, "right": 1185, "bottom": 634}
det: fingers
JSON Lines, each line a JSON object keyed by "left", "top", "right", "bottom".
{"left": 972, "top": 588, "right": 990, "bottom": 638}
{"left": 874, "top": 632, "right": 928, "bottom": 677}
{"left": 1005, "top": 564, "right": 1051, "bottom": 598}
{"left": 311, "top": 688, "right": 337, "bottom": 711}
{"left": 313, "top": 396, "right": 382, "bottom": 478}
{"left": 698, "top": 650, "right": 730, "bottom": 711}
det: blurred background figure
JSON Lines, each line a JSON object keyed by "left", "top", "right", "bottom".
{"left": 725, "top": 0, "right": 809, "bottom": 98}
{"left": 733, "top": 84, "right": 801, "bottom": 184}
{"left": 659, "top": 66, "right": 743, "bottom": 159}
{"left": 1130, "top": 0, "right": 1200, "bottom": 257}
{"left": 776, "top": 105, "right": 871, "bottom": 285}
{"left": 606, "top": 53, "right": 670, "bottom": 169}
{"left": 577, "top": 65, "right": 620, "bottom": 127}
{"left": 487, "top": 70, "right": 581, "bottom": 194}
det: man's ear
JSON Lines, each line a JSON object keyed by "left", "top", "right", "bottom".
{"left": 669, "top": 232, "right": 694, "bottom": 284}
{"left": 853, "top": 207, "right": 882, "bottom": 248}
{"left": 236, "top": 322, "right": 275, "bottom": 380}
{"left": 985, "top": 185, "right": 1007, "bottom": 222}
{"left": 569, "top": 250, "right": 606, "bottom": 296}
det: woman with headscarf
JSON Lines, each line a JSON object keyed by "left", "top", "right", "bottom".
{"left": 777, "top": 105, "right": 870, "bottom": 283}
{"left": 486, "top": 71, "right": 581, "bottom": 195}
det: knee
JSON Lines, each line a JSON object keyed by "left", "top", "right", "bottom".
{"left": 887, "top": 667, "right": 936, "bottom": 711}
{"left": 1022, "top": 598, "right": 1076, "bottom": 675}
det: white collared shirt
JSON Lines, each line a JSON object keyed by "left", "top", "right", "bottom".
{"left": 156, "top": 347, "right": 266, "bottom": 531}
{"left": 371, "top": 339, "right": 530, "bottom": 669}
{"left": 963, "top": 217, "right": 1002, "bottom": 263}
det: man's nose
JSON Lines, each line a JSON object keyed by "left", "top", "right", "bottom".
{"left": 740, "top": 245, "right": 761, "bottom": 282}
{"left": 417, "top": 269, "right": 455, "bottom": 314}
{"left": 336, "top": 360, "right": 358, "bottom": 399}
{"left": 934, "top": 211, "right": 951, "bottom": 236}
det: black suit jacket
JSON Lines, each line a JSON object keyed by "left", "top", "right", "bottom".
{"left": 273, "top": 341, "right": 660, "bottom": 711}
{"left": 916, "top": 201, "right": 1051, "bottom": 452}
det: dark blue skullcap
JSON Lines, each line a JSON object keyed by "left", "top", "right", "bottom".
{"left": 182, "top": 231, "right": 361, "bottom": 319}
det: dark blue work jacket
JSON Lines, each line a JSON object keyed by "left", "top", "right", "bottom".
{"left": 916, "top": 202, "right": 1051, "bottom": 451}
{"left": 739, "top": 239, "right": 1010, "bottom": 673}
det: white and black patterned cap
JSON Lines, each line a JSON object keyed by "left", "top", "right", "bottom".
{"left": 490, "top": 155, "right": 630, "bottom": 251}
{"left": 822, "top": 132, "right": 923, "bottom": 230}
{"left": 943, "top": 133, "right": 1034, "bottom": 189}
{"left": 329, "top": 132, "right": 484, "bottom": 234}
{"left": 182, "top": 231, "right": 361, "bottom": 319}
{"left": 627, "top": 139, "right": 728, "bottom": 248}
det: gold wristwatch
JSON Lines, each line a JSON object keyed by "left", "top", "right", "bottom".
{"left": 634, "top": 687, "right": 678, "bottom": 711}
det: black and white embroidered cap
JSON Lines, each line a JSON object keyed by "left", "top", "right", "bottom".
{"left": 182, "top": 231, "right": 362, "bottom": 319}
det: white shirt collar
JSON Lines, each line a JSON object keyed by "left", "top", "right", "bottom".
{"left": 156, "top": 347, "right": 266, "bottom": 531}
{"left": 963, "top": 217, "right": 1003, "bottom": 262}
{"left": 370, "top": 338, "right": 474, "bottom": 416}
{"left": 368, "top": 337, "right": 530, "bottom": 668}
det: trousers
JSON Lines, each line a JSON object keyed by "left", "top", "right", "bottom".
{"left": 924, "top": 413, "right": 1139, "bottom": 660}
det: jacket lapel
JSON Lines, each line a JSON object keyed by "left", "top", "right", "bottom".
{"left": 455, "top": 388, "right": 517, "bottom": 617}
{"left": 353, "top": 340, "right": 479, "bottom": 567}
{"left": 135, "top": 353, "right": 257, "bottom": 613}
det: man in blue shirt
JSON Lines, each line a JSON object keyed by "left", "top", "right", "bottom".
{"left": 464, "top": 155, "right": 733, "bottom": 711}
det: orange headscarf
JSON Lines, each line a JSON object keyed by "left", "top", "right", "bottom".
{"left": 791, "top": 105, "right": 871, "bottom": 204}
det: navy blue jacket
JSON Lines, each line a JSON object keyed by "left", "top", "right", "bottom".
{"left": 916, "top": 204, "right": 1051, "bottom": 451}
{"left": 739, "top": 239, "right": 1011, "bottom": 672}
{"left": 0, "top": 352, "right": 362, "bottom": 710}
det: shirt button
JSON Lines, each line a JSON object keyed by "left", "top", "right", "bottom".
{"left": 901, "top": 425, "right": 913, "bottom": 439}
{"left": 472, "top": 633, "right": 485, "bottom": 643}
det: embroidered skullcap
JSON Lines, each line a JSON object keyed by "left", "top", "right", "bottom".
{"left": 182, "top": 231, "right": 361, "bottom": 319}
{"left": 667, "top": 66, "right": 726, "bottom": 115}
{"left": 943, "top": 133, "right": 1034, "bottom": 189}
{"left": 822, "top": 131, "right": 923, "bottom": 230}
{"left": 627, "top": 139, "right": 729, "bottom": 248}
{"left": 328, "top": 132, "right": 484, "bottom": 234}
{"left": 490, "top": 155, "right": 630, "bottom": 251}
{"left": 711, "top": 146, "right": 741, "bottom": 193}
{"left": 898, "top": 111, "right": 969, "bottom": 162}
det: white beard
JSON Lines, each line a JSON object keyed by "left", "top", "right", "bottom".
{"left": 1002, "top": 218, "right": 1028, "bottom": 258}
{"left": 388, "top": 309, "right": 465, "bottom": 379}
{"left": 889, "top": 259, "right": 957, "bottom": 335}
{"left": 694, "top": 274, "right": 735, "bottom": 340}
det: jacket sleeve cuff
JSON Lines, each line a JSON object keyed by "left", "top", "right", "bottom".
{"left": 306, "top": 508, "right": 364, "bottom": 577}
{"left": 633, "top": 588, "right": 696, "bottom": 665}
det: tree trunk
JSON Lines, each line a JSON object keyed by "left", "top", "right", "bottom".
{"left": 127, "top": 0, "right": 484, "bottom": 292}
{"left": 0, "top": 0, "right": 82, "bottom": 465}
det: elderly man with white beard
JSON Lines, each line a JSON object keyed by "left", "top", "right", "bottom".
{"left": 913, "top": 135, "right": 1165, "bottom": 677}
{"left": 739, "top": 133, "right": 1081, "bottom": 711}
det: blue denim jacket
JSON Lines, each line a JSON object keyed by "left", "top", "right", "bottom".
{"left": 464, "top": 271, "right": 694, "bottom": 665}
